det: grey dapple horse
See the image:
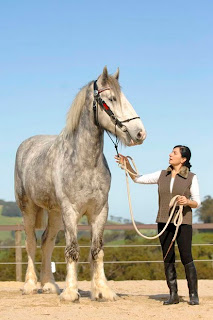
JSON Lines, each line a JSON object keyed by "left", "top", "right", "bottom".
{"left": 15, "top": 67, "right": 146, "bottom": 301}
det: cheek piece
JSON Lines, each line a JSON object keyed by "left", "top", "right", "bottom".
{"left": 93, "top": 80, "right": 140, "bottom": 155}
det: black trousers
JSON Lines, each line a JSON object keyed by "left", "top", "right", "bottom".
{"left": 158, "top": 223, "right": 193, "bottom": 265}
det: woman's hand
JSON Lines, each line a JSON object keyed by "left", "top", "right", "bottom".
{"left": 114, "top": 154, "right": 129, "bottom": 167}
{"left": 114, "top": 154, "right": 137, "bottom": 181}
{"left": 177, "top": 196, "right": 198, "bottom": 208}
{"left": 177, "top": 196, "right": 189, "bottom": 206}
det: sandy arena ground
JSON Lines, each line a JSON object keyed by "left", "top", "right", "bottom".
{"left": 0, "top": 280, "right": 212, "bottom": 320}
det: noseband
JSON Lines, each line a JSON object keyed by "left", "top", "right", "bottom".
{"left": 93, "top": 80, "right": 140, "bottom": 130}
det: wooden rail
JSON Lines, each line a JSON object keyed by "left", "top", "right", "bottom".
{"left": 1, "top": 223, "right": 213, "bottom": 231}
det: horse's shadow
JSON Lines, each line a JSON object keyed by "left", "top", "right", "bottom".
{"left": 78, "top": 290, "right": 130, "bottom": 299}
{"left": 36, "top": 288, "right": 127, "bottom": 298}
{"left": 76, "top": 291, "right": 186, "bottom": 301}
{"left": 78, "top": 289, "right": 91, "bottom": 298}
{"left": 37, "top": 288, "right": 187, "bottom": 303}
{"left": 56, "top": 289, "right": 91, "bottom": 297}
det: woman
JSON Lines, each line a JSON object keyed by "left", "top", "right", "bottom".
{"left": 115, "top": 145, "right": 200, "bottom": 305}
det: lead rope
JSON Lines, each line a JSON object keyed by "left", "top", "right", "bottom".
{"left": 121, "top": 156, "right": 183, "bottom": 260}
{"left": 105, "top": 122, "right": 120, "bottom": 156}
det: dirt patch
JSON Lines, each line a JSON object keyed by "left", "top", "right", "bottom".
{"left": 0, "top": 280, "right": 212, "bottom": 320}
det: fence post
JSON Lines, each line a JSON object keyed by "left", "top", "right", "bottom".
{"left": 15, "top": 230, "right": 22, "bottom": 281}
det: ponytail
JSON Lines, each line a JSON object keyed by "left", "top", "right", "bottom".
{"left": 174, "top": 145, "right": 192, "bottom": 171}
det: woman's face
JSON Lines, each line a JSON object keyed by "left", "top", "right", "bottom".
{"left": 169, "top": 147, "right": 186, "bottom": 166}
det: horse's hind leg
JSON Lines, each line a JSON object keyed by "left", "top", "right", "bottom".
{"left": 22, "top": 204, "right": 41, "bottom": 295}
{"left": 90, "top": 204, "right": 118, "bottom": 301}
{"left": 40, "top": 210, "right": 62, "bottom": 294}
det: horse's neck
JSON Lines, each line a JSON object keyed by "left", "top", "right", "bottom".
{"left": 61, "top": 103, "right": 104, "bottom": 166}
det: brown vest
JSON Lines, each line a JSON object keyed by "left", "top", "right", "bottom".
{"left": 156, "top": 166, "right": 194, "bottom": 225}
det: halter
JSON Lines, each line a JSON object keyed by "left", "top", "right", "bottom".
{"left": 93, "top": 80, "right": 140, "bottom": 155}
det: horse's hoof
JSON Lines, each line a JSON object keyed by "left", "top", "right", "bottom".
{"left": 91, "top": 287, "right": 118, "bottom": 301}
{"left": 41, "top": 282, "right": 60, "bottom": 295}
{"left": 22, "top": 282, "right": 38, "bottom": 295}
{"left": 60, "top": 289, "right": 80, "bottom": 302}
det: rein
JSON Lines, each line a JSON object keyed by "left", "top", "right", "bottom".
{"left": 121, "top": 156, "right": 184, "bottom": 261}
{"left": 93, "top": 80, "right": 140, "bottom": 155}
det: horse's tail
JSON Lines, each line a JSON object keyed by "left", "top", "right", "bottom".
{"left": 35, "top": 209, "right": 47, "bottom": 229}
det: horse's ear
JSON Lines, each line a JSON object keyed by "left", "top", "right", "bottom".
{"left": 101, "top": 66, "right": 109, "bottom": 85}
{"left": 113, "top": 67, "right": 119, "bottom": 81}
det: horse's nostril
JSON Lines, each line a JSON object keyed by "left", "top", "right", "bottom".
{"left": 137, "top": 130, "right": 143, "bottom": 140}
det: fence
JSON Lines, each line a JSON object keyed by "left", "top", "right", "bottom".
{"left": 0, "top": 223, "right": 213, "bottom": 281}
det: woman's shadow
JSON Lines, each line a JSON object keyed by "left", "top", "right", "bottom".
{"left": 149, "top": 294, "right": 187, "bottom": 303}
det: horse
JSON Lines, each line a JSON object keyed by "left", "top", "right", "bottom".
{"left": 14, "top": 66, "right": 146, "bottom": 301}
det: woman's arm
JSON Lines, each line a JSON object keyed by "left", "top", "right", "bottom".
{"left": 134, "top": 171, "right": 161, "bottom": 184}
{"left": 190, "top": 175, "right": 201, "bottom": 208}
{"left": 178, "top": 175, "right": 201, "bottom": 208}
{"left": 178, "top": 197, "right": 198, "bottom": 208}
{"left": 115, "top": 154, "right": 161, "bottom": 183}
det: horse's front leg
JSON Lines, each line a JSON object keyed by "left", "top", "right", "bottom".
{"left": 60, "top": 208, "right": 80, "bottom": 302}
{"left": 90, "top": 203, "right": 118, "bottom": 301}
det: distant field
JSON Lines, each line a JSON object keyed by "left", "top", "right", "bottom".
{"left": 0, "top": 206, "right": 23, "bottom": 241}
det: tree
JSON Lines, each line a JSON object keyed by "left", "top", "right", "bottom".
{"left": 196, "top": 195, "right": 213, "bottom": 223}
{"left": 1, "top": 201, "right": 22, "bottom": 217}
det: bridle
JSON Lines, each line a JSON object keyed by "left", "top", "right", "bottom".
{"left": 93, "top": 80, "right": 140, "bottom": 155}
{"left": 93, "top": 80, "right": 140, "bottom": 129}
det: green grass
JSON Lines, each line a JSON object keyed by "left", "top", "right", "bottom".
{"left": 0, "top": 213, "right": 22, "bottom": 226}
{"left": 192, "top": 231, "right": 213, "bottom": 244}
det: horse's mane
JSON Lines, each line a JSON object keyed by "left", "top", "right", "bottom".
{"left": 65, "top": 81, "right": 92, "bottom": 133}
{"left": 65, "top": 75, "right": 121, "bottom": 133}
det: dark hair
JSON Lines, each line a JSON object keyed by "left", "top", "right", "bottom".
{"left": 174, "top": 145, "right": 192, "bottom": 170}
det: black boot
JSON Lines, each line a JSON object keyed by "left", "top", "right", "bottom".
{"left": 163, "top": 263, "right": 179, "bottom": 305}
{"left": 184, "top": 261, "right": 199, "bottom": 305}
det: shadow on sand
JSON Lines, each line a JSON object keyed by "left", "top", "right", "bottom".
{"left": 148, "top": 294, "right": 187, "bottom": 303}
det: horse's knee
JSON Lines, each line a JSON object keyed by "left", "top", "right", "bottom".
{"left": 91, "top": 243, "right": 104, "bottom": 261}
{"left": 65, "top": 240, "right": 79, "bottom": 262}
{"left": 91, "top": 228, "right": 104, "bottom": 260}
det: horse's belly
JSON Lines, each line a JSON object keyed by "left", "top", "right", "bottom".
{"left": 57, "top": 178, "right": 110, "bottom": 215}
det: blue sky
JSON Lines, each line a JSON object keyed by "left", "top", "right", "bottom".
{"left": 0, "top": 1, "right": 212, "bottom": 223}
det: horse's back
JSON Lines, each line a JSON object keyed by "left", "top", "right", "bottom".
{"left": 16, "top": 134, "right": 57, "bottom": 167}
{"left": 16, "top": 135, "right": 57, "bottom": 158}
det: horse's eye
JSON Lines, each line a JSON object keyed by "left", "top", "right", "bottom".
{"left": 108, "top": 97, "right": 116, "bottom": 102}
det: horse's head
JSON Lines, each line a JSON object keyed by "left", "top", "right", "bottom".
{"left": 95, "top": 66, "right": 146, "bottom": 146}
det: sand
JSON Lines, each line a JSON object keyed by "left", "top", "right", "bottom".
{"left": 0, "top": 280, "right": 212, "bottom": 320}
